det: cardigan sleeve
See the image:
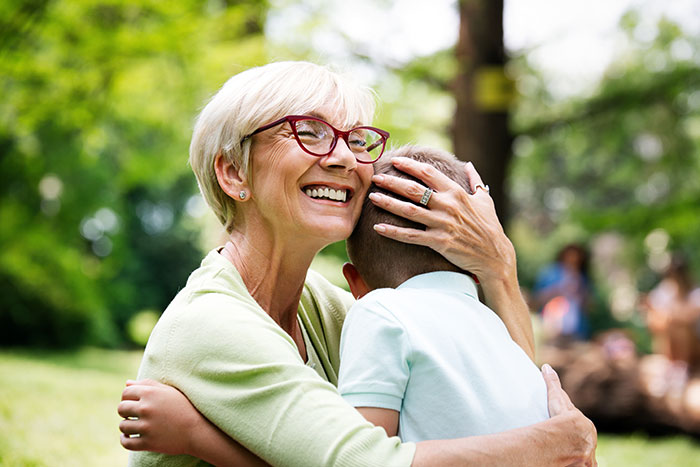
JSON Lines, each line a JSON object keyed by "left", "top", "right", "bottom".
{"left": 132, "top": 289, "right": 415, "bottom": 467}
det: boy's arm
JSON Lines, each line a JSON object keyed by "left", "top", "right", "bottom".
{"left": 356, "top": 407, "right": 399, "bottom": 437}
{"left": 119, "top": 380, "right": 268, "bottom": 466}
{"left": 337, "top": 298, "right": 411, "bottom": 433}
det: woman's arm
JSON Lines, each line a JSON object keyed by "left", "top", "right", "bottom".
{"left": 129, "top": 297, "right": 415, "bottom": 467}
{"left": 368, "top": 158, "right": 535, "bottom": 359}
{"left": 119, "top": 367, "right": 596, "bottom": 466}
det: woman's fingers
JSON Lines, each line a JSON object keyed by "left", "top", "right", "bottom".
{"left": 390, "top": 156, "right": 463, "bottom": 192}
{"left": 542, "top": 363, "right": 574, "bottom": 416}
{"left": 463, "top": 161, "right": 484, "bottom": 194}
{"left": 371, "top": 173, "right": 437, "bottom": 206}
{"left": 368, "top": 192, "right": 436, "bottom": 226}
{"left": 373, "top": 222, "right": 433, "bottom": 246}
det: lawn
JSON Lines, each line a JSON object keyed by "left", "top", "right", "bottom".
{"left": 0, "top": 348, "right": 141, "bottom": 467}
{"left": 1, "top": 348, "right": 699, "bottom": 466}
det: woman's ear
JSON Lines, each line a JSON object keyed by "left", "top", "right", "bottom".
{"left": 214, "top": 152, "right": 250, "bottom": 201}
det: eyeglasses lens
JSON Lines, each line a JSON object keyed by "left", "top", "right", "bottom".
{"left": 349, "top": 128, "right": 384, "bottom": 162}
{"left": 294, "top": 119, "right": 384, "bottom": 161}
{"left": 294, "top": 119, "right": 334, "bottom": 155}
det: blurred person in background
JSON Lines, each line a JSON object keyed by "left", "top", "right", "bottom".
{"left": 534, "top": 244, "right": 593, "bottom": 342}
{"left": 644, "top": 254, "right": 700, "bottom": 382}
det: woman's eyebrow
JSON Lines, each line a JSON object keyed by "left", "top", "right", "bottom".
{"left": 305, "top": 111, "right": 362, "bottom": 128}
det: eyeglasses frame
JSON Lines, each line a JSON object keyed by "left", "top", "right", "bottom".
{"left": 241, "top": 115, "right": 390, "bottom": 164}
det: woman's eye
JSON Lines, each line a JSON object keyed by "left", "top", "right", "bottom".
{"left": 296, "top": 120, "right": 332, "bottom": 140}
{"left": 298, "top": 130, "right": 321, "bottom": 138}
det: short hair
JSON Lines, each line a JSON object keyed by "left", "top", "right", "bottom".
{"left": 189, "top": 61, "right": 376, "bottom": 232}
{"left": 347, "top": 145, "right": 471, "bottom": 290}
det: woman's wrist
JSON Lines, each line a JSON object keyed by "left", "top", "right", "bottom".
{"left": 478, "top": 263, "right": 536, "bottom": 360}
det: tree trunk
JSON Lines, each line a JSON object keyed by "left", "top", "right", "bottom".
{"left": 453, "top": 0, "right": 512, "bottom": 222}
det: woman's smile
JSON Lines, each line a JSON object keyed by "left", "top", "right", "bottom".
{"left": 241, "top": 105, "right": 373, "bottom": 244}
{"left": 302, "top": 184, "right": 354, "bottom": 203}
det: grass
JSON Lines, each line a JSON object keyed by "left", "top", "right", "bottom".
{"left": 1, "top": 348, "right": 699, "bottom": 466}
{"left": 0, "top": 348, "right": 142, "bottom": 467}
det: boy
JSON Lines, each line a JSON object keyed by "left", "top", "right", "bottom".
{"left": 338, "top": 145, "right": 549, "bottom": 441}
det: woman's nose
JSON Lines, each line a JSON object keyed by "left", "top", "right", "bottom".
{"left": 319, "top": 138, "right": 357, "bottom": 172}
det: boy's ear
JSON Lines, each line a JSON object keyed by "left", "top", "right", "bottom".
{"left": 342, "top": 263, "right": 372, "bottom": 299}
{"left": 214, "top": 152, "right": 250, "bottom": 200}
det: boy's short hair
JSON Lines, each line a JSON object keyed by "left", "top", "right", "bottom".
{"left": 347, "top": 145, "right": 471, "bottom": 290}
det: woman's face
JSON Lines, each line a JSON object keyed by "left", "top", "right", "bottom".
{"left": 243, "top": 104, "right": 374, "bottom": 246}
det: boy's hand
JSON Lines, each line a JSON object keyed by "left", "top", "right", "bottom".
{"left": 118, "top": 379, "right": 200, "bottom": 456}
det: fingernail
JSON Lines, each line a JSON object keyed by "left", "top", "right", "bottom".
{"left": 392, "top": 157, "right": 407, "bottom": 165}
{"left": 373, "top": 224, "right": 386, "bottom": 233}
{"left": 368, "top": 193, "right": 381, "bottom": 202}
{"left": 372, "top": 174, "right": 385, "bottom": 183}
{"left": 466, "top": 161, "right": 474, "bottom": 169}
{"left": 541, "top": 363, "right": 554, "bottom": 375}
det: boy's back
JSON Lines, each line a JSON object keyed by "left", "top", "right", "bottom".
{"left": 340, "top": 145, "right": 549, "bottom": 441}
{"left": 338, "top": 271, "right": 548, "bottom": 441}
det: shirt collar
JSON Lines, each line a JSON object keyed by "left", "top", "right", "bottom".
{"left": 397, "top": 271, "right": 479, "bottom": 300}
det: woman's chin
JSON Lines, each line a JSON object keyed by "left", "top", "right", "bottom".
{"left": 304, "top": 220, "right": 355, "bottom": 245}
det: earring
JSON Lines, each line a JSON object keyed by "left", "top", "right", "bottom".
{"left": 239, "top": 191, "right": 247, "bottom": 200}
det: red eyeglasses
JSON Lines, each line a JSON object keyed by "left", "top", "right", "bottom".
{"left": 242, "top": 115, "right": 390, "bottom": 163}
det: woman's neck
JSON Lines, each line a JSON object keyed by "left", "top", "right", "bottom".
{"left": 221, "top": 228, "right": 321, "bottom": 352}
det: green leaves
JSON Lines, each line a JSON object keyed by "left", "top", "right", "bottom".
{"left": 0, "top": 0, "right": 267, "bottom": 347}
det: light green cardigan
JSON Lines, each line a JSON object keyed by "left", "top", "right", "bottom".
{"left": 130, "top": 250, "right": 415, "bottom": 467}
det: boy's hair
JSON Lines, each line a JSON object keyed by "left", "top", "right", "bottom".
{"left": 347, "top": 145, "right": 471, "bottom": 290}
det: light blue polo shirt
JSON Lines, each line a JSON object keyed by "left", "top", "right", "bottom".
{"left": 338, "top": 271, "right": 549, "bottom": 442}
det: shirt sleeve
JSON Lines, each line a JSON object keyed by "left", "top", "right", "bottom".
{"left": 338, "top": 293, "right": 411, "bottom": 412}
{"left": 136, "top": 292, "right": 415, "bottom": 467}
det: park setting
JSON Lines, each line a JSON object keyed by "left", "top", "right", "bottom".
{"left": 2, "top": 0, "right": 700, "bottom": 465}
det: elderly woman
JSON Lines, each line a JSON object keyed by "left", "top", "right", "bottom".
{"left": 118, "top": 61, "right": 596, "bottom": 466}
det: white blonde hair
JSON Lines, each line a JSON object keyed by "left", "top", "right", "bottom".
{"left": 189, "top": 61, "right": 377, "bottom": 232}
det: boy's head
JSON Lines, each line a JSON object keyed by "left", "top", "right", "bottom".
{"left": 345, "top": 145, "right": 471, "bottom": 294}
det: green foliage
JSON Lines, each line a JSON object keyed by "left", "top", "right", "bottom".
{"left": 0, "top": 0, "right": 269, "bottom": 347}
{"left": 126, "top": 309, "right": 159, "bottom": 347}
{"left": 508, "top": 13, "right": 700, "bottom": 336}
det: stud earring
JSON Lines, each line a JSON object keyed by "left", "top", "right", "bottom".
{"left": 239, "top": 191, "right": 247, "bottom": 200}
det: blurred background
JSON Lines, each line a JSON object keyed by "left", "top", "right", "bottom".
{"left": 2, "top": 0, "right": 700, "bottom": 465}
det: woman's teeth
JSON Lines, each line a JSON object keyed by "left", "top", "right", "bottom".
{"left": 305, "top": 187, "right": 347, "bottom": 202}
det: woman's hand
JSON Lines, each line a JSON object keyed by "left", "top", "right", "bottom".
{"left": 370, "top": 157, "right": 536, "bottom": 358}
{"left": 118, "top": 379, "right": 202, "bottom": 456}
{"left": 542, "top": 364, "right": 598, "bottom": 466}
{"left": 369, "top": 157, "right": 516, "bottom": 286}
